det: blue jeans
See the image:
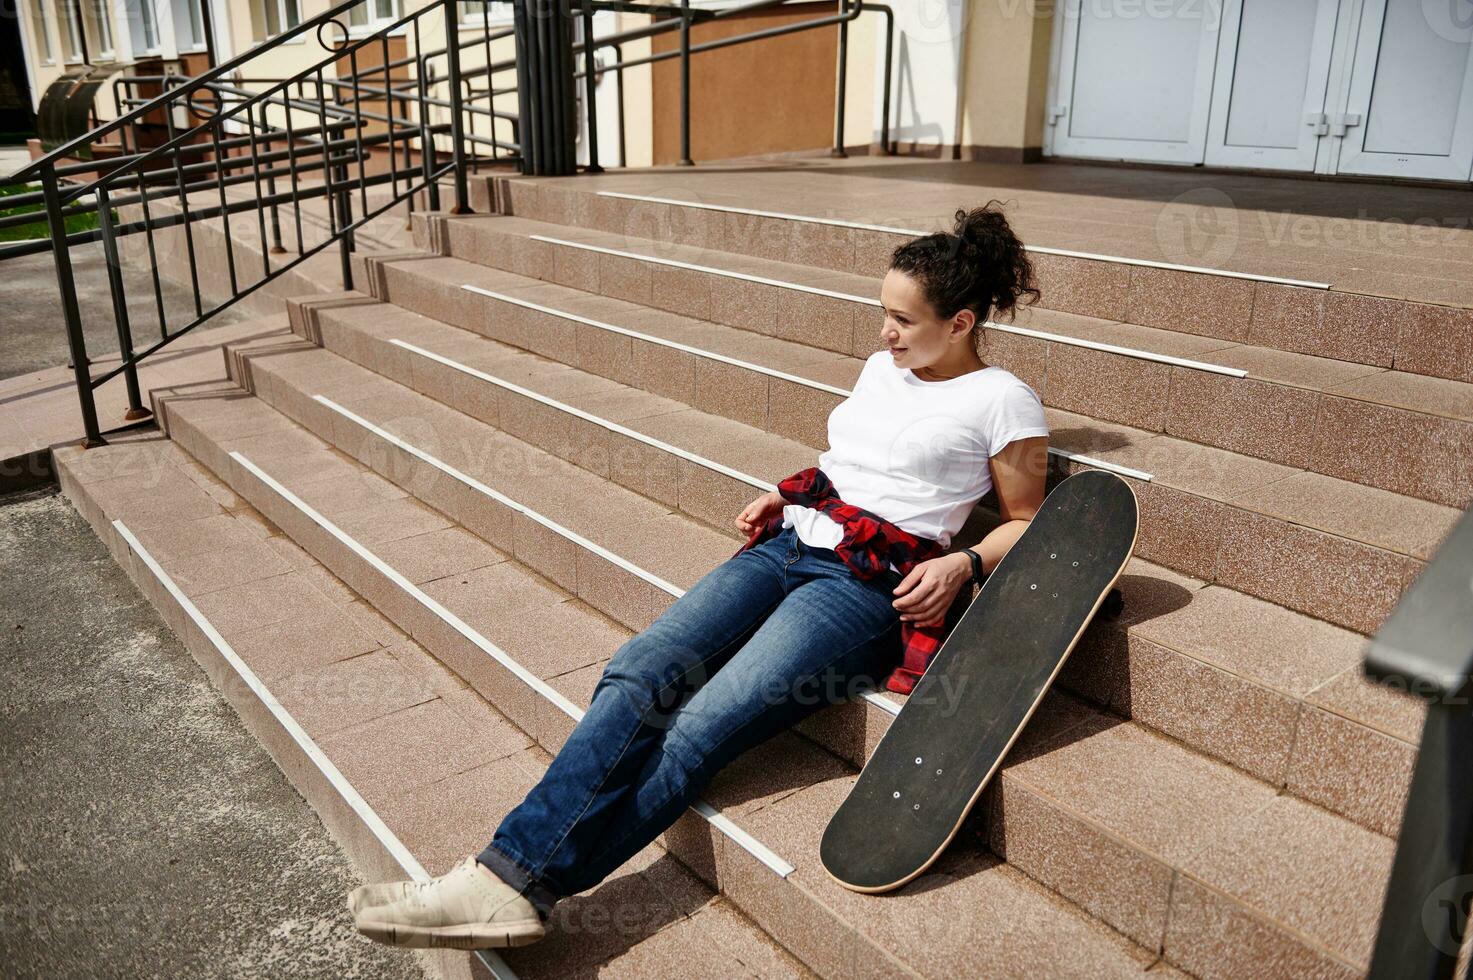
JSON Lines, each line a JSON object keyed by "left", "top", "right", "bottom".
{"left": 476, "top": 523, "right": 905, "bottom": 918}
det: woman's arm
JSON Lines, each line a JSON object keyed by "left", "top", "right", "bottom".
{"left": 960, "top": 435, "right": 1049, "bottom": 574}
{"left": 892, "top": 435, "right": 1048, "bottom": 625}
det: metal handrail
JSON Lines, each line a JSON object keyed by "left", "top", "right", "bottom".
{"left": 1365, "top": 502, "right": 1473, "bottom": 979}
{"left": 23, "top": 0, "right": 480, "bottom": 448}
{"left": 12, "top": 0, "right": 896, "bottom": 456}
{"left": 11, "top": 0, "right": 405, "bottom": 183}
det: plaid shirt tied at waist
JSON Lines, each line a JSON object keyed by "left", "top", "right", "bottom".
{"left": 731, "top": 466, "right": 954, "bottom": 695}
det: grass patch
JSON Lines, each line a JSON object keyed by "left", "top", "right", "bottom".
{"left": 0, "top": 182, "right": 107, "bottom": 243}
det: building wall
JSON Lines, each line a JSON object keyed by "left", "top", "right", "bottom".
{"left": 957, "top": 1, "right": 1052, "bottom": 162}
{"left": 649, "top": 2, "right": 842, "bottom": 165}
{"left": 8, "top": 1, "right": 1036, "bottom": 170}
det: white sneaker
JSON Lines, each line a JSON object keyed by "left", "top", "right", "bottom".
{"left": 350, "top": 856, "right": 546, "bottom": 950}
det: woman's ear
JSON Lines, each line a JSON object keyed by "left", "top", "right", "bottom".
{"left": 951, "top": 307, "right": 976, "bottom": 339}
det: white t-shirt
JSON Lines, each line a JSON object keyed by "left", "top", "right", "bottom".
{"left": 783, "top": 350, "right": 1050, "bottom": 567}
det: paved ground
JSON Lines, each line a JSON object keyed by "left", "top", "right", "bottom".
{"left": 1, "top": 244, "right": 252, "bottom": 382}
{"left": 0, "top": 486, "right": 428, "bottom": 980}
{"left": 0, "top": 147, "right": 29, "bottom": 178}
{"left": 1, "top": 144, "right": 247, "bottom": 381}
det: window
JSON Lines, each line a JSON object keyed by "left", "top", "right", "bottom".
{"left": 257, "top": 0, "right": 301, "bottom": 39}
{"left": 459, "top": 1, "right": 513, "bottom": 25}
{"left": 129, "top": 0, "right": 162, "bottom": 53}
{"left": 92, "top": 0, "right": 115, "bottom": 58}
{"left": 348, "top": 0, "right": 398, "bottom": 31}
{"left": 62, "top": 0, "right": 85, "bottom": 61}
{"left": 32, "top": 0, "right": 55, "bottom": 64}
{"left": 174, "top": 0, "right": 206, "bottom": 51}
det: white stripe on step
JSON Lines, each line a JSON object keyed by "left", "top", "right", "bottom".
{"left": 449, "top": 290, "right": 1157, "bottom": 483}
{"left": 315, "top": 395, "right": 905, "bottom": 721}
{"left": 459, "top": 284, "right": 853, "bottom": 396}
{"left": 112, "top": 519, "right": 521, "bottom": 980}
{"left": 522, "top": 235, "right": 1248, "bottom": 378}
{"left": 593, "top": 190, "right": 1332, "bottom": 290}
{"left": 230, "top": 450, "right": 798, "bottom": 880}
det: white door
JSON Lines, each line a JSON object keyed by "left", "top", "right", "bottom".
{"left": 1047, "top": 0, "right": 1222, "bottom": 164}
{"left": 1204, "top": 0, "right": 1341, "bottom": 171}
{"left": 1333, "top": 0, "right": 1473, "bottom": 180}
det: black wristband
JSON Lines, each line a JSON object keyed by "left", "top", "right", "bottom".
{"left": 963, "top": 548, "right": 984, "bottom": 587}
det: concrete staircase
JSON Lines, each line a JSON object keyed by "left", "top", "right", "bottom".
{"left": 55, "top": 170, "right": 1473, "bottom": 979}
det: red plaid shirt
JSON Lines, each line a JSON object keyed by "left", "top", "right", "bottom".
{"left": 731, "top": 466, "right": 957, "bottom": 694}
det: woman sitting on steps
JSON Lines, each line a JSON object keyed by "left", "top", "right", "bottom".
{"left": 348, "top": 201, "right": 1052, "bottom": 951}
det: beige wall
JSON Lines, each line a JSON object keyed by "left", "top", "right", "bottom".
{"left": 613, "top": 13, "right": 655, "bottom": 169}
{"left": 21, "top": 1, "right": 119, "bottom": 111}
{"left": 957, "top": 1, "right": 1052, "bottom": 161}
{"left": 839, "top": 5, "right": 877, "bottom": 153}
{"left": 20, "top": 2, "right": 66, "bottom": 109}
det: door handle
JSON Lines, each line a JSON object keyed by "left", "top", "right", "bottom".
{"left": 1304, "top": 112, "right": 1328, "bottom": 137}
{"left": 1331, "top": 113, "right": 1362, "bottom": 138}
{"left": 1047, "top": 105, "right": 1068, "bottom": 126}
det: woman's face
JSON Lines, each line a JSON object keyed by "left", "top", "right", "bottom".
{"left": 878, "top": 268, "right": 973, "bottom": 369}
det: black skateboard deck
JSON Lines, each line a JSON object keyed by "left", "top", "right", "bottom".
{"left": 820, "top": 469, "right": 1139, "bottom": 893}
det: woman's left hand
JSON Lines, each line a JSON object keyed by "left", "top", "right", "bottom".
{"left": 891, "top": 553, "right": 971, "bottom": 627}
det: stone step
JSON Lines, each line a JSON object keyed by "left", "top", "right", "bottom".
{"left": 140, "top": 367, "right": 1180, "bottom": 979}
{"left": 322, "top": 253, "right": 1457, "bottom": 639}
{"left": 50, "top": 429, "right": 808, "bottom": 980}
{"left": 486, "top": 174, "right": 1473, "bottom": 389}
{"left": 407, "top": 210, "right": 1473, "bottom": 514}
{"left": 266, "top": 297, "right": 1423, "bottom": 836}
{"left": 151, "top": 359, "right": 1395, "bottom": 980}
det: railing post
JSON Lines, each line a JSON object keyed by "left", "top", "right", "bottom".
{"left": 417, "top": 56, "right": 440, "bottom": 212}
{"left": 260, "top": 102, "right": 286, "bottom": 254}
{"left": 443, "top": 0, "right": 472, "bottom": 213}
{"left": 1367, "top": 699, "right": 1473, "bottom": 979}
{"left": 831, "top": 0, "right": 849, "bottom": 158}
{"left": 335, "top": 158, "right": 355, "bottom": 290}
{"left": 40, "top": 165, "right": 105, "bottom": 448}
{"left": 678, "top": 0, "right": 693, "bottom": 166}
{"left": 1364, "top": 502, "right": 1473, "bottom": 979}
{"left": 877, "top": 3, "right": 893, "bottom": 154}
{"left": 512, "top": 0, "right": 537, "bottom": 175}
{"left": 580, "top": 0, "right": 602, "bottom": 172}
{"left": 200, "top": 0, "right": 219, "bottom": 70}
{"left": 552, "top": 0, "right": 575, "bottom": 174}
{"left": 94, "top": 185, "right": 150, "bottom": 422}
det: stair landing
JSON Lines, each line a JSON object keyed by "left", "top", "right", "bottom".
{"left": 517, "top": 154, "right": 1473, "bottom": 309}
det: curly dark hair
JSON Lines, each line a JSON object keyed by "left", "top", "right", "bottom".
{"left": 888, "top": 201, "right": 1040, "bottom": 348}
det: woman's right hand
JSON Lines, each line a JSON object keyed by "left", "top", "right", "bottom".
{"left": 735, "top": 490, "right": 786, "bottom": 536}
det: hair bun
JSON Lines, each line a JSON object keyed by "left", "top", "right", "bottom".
{"left": 889, "top": 200, "right": 1040, "bottom": 329}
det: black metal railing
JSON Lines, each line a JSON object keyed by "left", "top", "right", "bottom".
{"left": 509, "top": 0, "right": 894, "bottom": 173}
{"left": 2, "top": 0, "right": 896, "bottom": 450}
{"left": 3, "top": 0, "right": 496, "bottom": 446}
{"left": 1366, "top": 502, "right": 1473, "bottom": 979}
